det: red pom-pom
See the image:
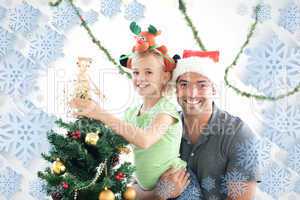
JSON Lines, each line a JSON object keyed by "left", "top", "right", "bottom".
{"left": 62, "top": 182, "right": 69, "bottom": 189}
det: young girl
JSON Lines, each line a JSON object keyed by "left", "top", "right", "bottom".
{"left": 70, "top": 24, "right": 201, "bottom": 200}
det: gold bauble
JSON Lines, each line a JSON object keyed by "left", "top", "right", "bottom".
{"left": 52, "top": 158, "right": 66, "bottom": 175}
{"left": 99, "top": 187, "right": 115, "bottom": 200}
{"left": 123, "top": 186, "right": 136, "bottom": 200}
{"left": 85, "top": 132, "right": 100, "bottom": 145}
{"left": 118, "top": 147, "right": 131, "bottom": 154}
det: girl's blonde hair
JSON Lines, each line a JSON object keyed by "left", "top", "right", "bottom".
{"left": 132, "top": 49, "right": 175, "bottom": 97}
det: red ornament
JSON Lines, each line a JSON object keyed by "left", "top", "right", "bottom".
{"left": 115, "top": 172, "right": 125, "bottom": 181}
{"left": 62, "top": 181, "right": 69, "bottom": 189}
{"left": 69, "top": 130, "right": 81, "bottom": 139}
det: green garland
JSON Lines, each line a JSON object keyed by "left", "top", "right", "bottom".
{"left": 49, "top": 0, "right": 132, "bottom": 79}
{"left": 179, "top": 1, "right": 300, "bottom": 100}
{"left": 50, "top": 0, "right": 300, "bottom": 100}
{"left": 178, "top": 0, "right": 207, "bottom": 51}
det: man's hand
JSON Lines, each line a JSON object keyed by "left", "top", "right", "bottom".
{"left": 154, "top": 167, "right": 190, "bottom": 199}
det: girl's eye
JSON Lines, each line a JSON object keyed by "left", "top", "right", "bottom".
{"left": 145, "top": 71, "right": 152, "bottom": 75}
{"left": 133, "top": 71, "right": 139, "bottom": 75}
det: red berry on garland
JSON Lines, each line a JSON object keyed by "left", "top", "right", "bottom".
{"left": 69, "top": 130, "right": 81, "bottom": 139}
{"left": 115, "top": 172, "right": 125, "bottom": 181}
{"left": 51, "top": 192, "right": 63, "bottom": 200}
{"left": 62, "top": 181, "right": 69, "bottom": 189}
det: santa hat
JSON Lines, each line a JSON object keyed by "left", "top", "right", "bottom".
{"left": 172, "top": 50, "right": 221, "bottom": 83}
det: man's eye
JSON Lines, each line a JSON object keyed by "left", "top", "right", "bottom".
{"left": 180, "top": 83, "right": 187, "bottom": 88}
{"left": 198, "top": 83, "right": 209, "bottom": 88}
{"left": 146, "top": 71, "right": 152, "bottom": 75}
{"left": 133, "top": 71, "right": 139, "bottom": 75}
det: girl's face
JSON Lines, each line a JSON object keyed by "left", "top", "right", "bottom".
{"left": 131, "top": 53, "right": 170, "bottom": 98}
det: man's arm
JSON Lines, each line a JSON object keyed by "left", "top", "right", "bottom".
{"left": 226, "top": 181, "right": 256, "bottom": 200}
{"left": 135, "top": 168, "right": 190, "bottom": 200}
{"left": 225, "top": 121, "right": 260, "bottom": 200}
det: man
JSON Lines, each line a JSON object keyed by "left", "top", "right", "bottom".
{"left": 135, "top": 50, "right": 260, "bottom": 200}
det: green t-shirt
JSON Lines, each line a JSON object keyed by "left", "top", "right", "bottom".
{"left": 124, "top": 97, "right": 186, "bottom": 190}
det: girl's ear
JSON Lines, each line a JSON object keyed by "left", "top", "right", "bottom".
{"left": 163, "top": 71, "right": 171, "bottom": 83}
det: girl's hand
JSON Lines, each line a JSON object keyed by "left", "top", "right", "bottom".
{"left": 69, "top": 98, "right": 102, "bottom": 119}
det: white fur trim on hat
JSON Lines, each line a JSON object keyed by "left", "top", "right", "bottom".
{"left": 172, "top": 57, "right": 222, "bottom": 84}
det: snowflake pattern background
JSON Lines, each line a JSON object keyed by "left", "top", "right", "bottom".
{"left": 99, "top": 0, "right": 145, "bottom": 21}
{"left": 220, "top": 169, "right": 249, "bottom": 200}
{"left": 0, "top": 27, "right": 15, "bottom": 58}
{"left": 124, "top": 0, "right": 145, "bottom": 21}
{"left": 0, "top": 6, "right": 6, "bottom": 20}
{"left": 100, "top": 0, "right": 122, "bottom": 18}
{"left": 0, "top": 102, "right": 55, "bottom": 167}
{"left": 253, "top": 2, "right": 272, "bottom": 23}
{"left": 202, "top": 176, "right": 216, "bottom": 192}
{"left": 0, "top": 0, "right": 299, "bottom": 199}
{"left": 278, "top": 1, "right": 300, "bottom": 33}
{"left": 28, "top": 26, "right": 65, "bottom": 66}
{"left": 235, "top": 137, "right": 272, "bottom": 172}
{"left": 0, "top": 51, "right": 37, "bottom": 97}
{"left": 243, "top": 33, "right": 300, "bottom": 97}
{"left": 8, "top": 1, "right": 40, "bottom": 36}
{"left": 259, "top": 164, "right": 292, "bottom": 199}
{"left": 29, "top": 179, "right": 48, "bottom": 200}
{"left": 0, "top": 167, "right": 22, "bottom": 200}
{"left": 261, "top": 102, "right": 300, "bottom": 149}
{"left": 287, "top": 143, "right": 300, "bottom": 175}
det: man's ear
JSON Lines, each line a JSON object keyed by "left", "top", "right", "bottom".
{"left": 212, "top": 84, "right": 217, "bottom": 96}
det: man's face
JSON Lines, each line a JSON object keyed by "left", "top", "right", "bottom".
{"left": 176, "top": 72, "right": 215, "bottom": 116}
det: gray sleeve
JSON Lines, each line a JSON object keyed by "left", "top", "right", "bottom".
{"left": 225, "top": 121, "right": 261, "bottom": 183}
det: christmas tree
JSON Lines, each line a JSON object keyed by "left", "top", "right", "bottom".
{"left": 38, "top": 57, "right": 135, "bottom": 200}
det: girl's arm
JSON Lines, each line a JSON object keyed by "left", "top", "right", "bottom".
{"left": 70, "top": 98, "right": 175, "bottom": 149}
{"left": 95, "top": 111, "right": 174, "bottom": 149}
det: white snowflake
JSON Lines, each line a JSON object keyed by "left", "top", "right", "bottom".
{"left": 8, "top": 1, "right": 40, "bottom": 36}
{"left": 221, "top": 169, "right": 249, "bottom": 200}
{"left": 124, "top": 0, "right": 145, "bottom": 21}
{"left": 243, "top": 34, "right": 300, "bottom": 97}
{"left": 0, "top": 51, "right": 37, "bottom": 97}
{"left": 252, "top": 3, "right": 272, "bottom": 23}
{"left": 100, "top": 0, "right": 122, "bottom": 18}
{"left": 278, "top": 1, "right": 300, "bottom": 33}
{"left": 0, "top": 6, "right": 6, "bottom": 20}
{"left": 29, "top": 179, "right": 48, "bottom": 200}
{"left": 235, "top": 137, "right": 272, "bottom": 171}
{"left": 262, "top": 102, "right": 300, "bottom": 149}
{"left": 294, "top": 179, "right": 300, "bottom": 193}
{"left": 287, "top": 144, "right": 300, "bottom": 175}
{"left": 0, "top": 103, "right": 55, "bottom": 167}
{"left": 202, "top": 176, "right": 215, "bottom": 192}
{"left": 28, "top": 26, "right": 64, "bottom": 66}
{"left": 208, "top": 195, "right": 219, "bottom": 200}
{"left": 259, "top": 164, "right": 292, "bottom": 199}
{"left": 51, "top": 0, "right": 80, "bottom": 32}
{"left": 0, "top": 27, "right": 15, "bottom": 58}
{"left": 83, "top": 10, "right": 99, "bottom": 24}
{"left": 177, "top": 182, "right": 202, "bottom": 200}
{"left": 0, "top": 167, "right": 22, "bottom": 200}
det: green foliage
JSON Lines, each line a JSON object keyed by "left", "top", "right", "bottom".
{"left": 38, "top": 117, "right": 135, "bottom": 200}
